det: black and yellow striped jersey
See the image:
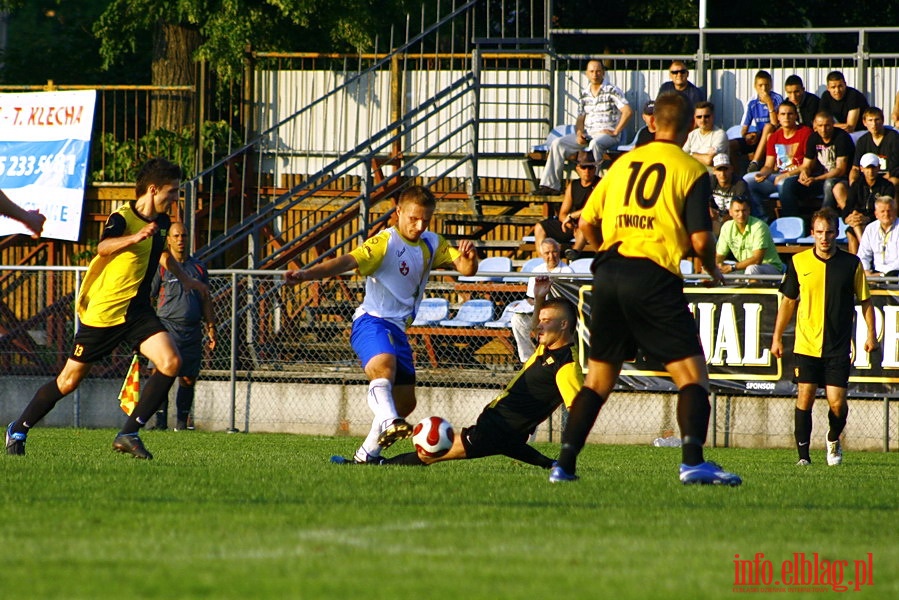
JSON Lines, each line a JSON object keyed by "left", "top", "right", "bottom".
{"left": 780, "top": 248, "right": 870, "bottom": 358}
{"left": 76, "top": 201, "right": 170, "bottom": 327}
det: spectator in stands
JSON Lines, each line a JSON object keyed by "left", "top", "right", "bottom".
{"left": 715, "top": 196, "right": 784, "bottom": 277}
{"left": 743, "top": 101, "right": 811, "bottom": 219}
{"left": 818, "top": 71, "right": 868, "bottom": 133}
{"left": 657, "top": 60, "right": 706, "bottom": 108}
{"left": 0, "top": 191, "right": 45, "bottom": 238}
{"left": 710, "top": 153, "right": 749, "bottom": 235}
{"left": 740, "top": 70, "right": 783, "bottom": 173}
{"left": 634, "top": 101, "right": 656, "bottom": 147}
{"left": 285, "top": 186, "right": 478, "bottom": 464}
{"left": 783, "top": 111, "right": 853, "bottom": 214}
{"left": 682, "top": 101, "right": 728, "bottom": 170}
{"left": 857, "top": 195, "right": 899, "bottom": 276}
{"left": 534, "top": 151, "right": 599, "bottom": 258}
{"left": 850, "top": 106, "right": 899, "bottom": 187}
{"left": 381, "top": 287, "right": 582, "bottom": 469}
{"left": 510, "top": 239, "right": 573, "bottom": 363}
{"left": 783, "top": 74, "right": 820, "bottom": 127}
{"left": 537, "top": 59, "right": 632, "bottom": 195}
{"left": 841, "top": 153, "right": 896, "bottom": 254}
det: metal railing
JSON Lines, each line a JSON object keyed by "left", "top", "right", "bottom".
{"left": 1, "top": 266, "right": 896, "bottom": 450}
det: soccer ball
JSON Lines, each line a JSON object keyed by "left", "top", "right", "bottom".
{"left": 412, "top": 416, "right": 455, "bottom": 458}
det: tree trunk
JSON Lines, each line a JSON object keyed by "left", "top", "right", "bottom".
{"left": 150, "top": 21, "right": 200, "bottom": 132}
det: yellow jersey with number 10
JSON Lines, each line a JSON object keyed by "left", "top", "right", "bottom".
{"left": 580, "top": 140, "right": 710, "bottom": 276}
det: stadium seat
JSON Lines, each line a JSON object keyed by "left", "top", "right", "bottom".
{"left": 485, "top": 301, "right": 522, "bottom": 328}
{"left": 410, "top": 297, "right": 449, "bottom": 327}
{"left": 796, "top": 218, "right": 849, "bottom": 245}
{"left": 458, "top": 256, "right": 513, "bottom": 282}
{"left": 438, "top": 299, "right": 495, "bottom": 327}
{"left": 503, "top": 257, "right": 544, "bottom": 282}
{"left": 680, "top": 259, "right": 694, "bottom": 275}
{"left": 725, "top": 124, "right": 743, "bottom": 140}
{"left": 531, "top": 124, "right": 576, "bottom": 153}
{"left": 569, "top": 258, "right": 593, "bottom": 273}
{"left": 850, "top": 129, "right": 867, "bottom": 144}
{"left": 768, "top": 216, "right": 805, "bottom": 243}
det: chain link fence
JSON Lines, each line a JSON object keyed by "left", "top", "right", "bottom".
{"left": 1, "top": 267, "right": 896, "bottom": 451}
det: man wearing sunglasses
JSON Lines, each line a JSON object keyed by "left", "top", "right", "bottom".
{"left": 682, "top": 101, "right": 728, "bottom": 170}
{"left": 658, "top": 60, "right": 707, "bottom": 109}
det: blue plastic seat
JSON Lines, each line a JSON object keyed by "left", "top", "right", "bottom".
{"left": 458, "top": 256, "right": 513, "bottom": 282}
{"left": 531, "top": 124, "right": 576, "bottom": 152}
{"left": 410, "top": 298, "right": 449, "bottom": 327}
{"left": 768, "top": 216, "right": 805, "bottom": 244}
{"left": 484, "top": 302, "right": 518, "bottom": 328}
{"left": 438, "top": 299, "right": 495, "bottom": 327}
{"left": 569, "top": 258, "right": 593, "bottom": 273}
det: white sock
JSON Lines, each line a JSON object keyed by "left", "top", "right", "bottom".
{"left": 366, "top": 378, "right": 398, "bottom": 424}
{"left": 356, "top": 415, "right": 384, "bottom": 460}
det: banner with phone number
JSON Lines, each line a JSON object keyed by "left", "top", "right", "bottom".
{"left": 0, "top": 90, "right": 96, "bottom": 241}
{"left": 554, "top": 277, "right": 899, "bottom": 398}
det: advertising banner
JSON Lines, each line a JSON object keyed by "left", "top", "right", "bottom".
{"left": 554, "top": 278, "right": 899, "bottom": 398}
{"left": 0, "top": 90, "right": 96, "bottom": 241}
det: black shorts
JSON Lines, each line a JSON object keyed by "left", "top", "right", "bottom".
{"left": 165, "top": 325, "right": 203, "bottom": 378}
{"left": 793, "top": 353, "right": 851, "bottom": 389}
{"left": 537, "top": 217, "right": 575, "bottom": 245}
{"left": 460, "top": 411, "right": 530, "bottom": 459}
{"left": 70, "top": 310, "right": 167, "bottom": 364}
{"left": 588, "top": 253, "right": 704, "bottom": 364}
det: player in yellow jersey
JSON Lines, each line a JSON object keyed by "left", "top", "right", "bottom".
{"left": 6, "top": 158, "right": 208, "bottom": 459}
{"left": 285, "top": 186, "right": 478, "bottom": 464}
{"left": 771, "top": 208, "right": 877, "bottom": 466}
{"left": 550, "top": 92, "right": 742, "bottom": 485}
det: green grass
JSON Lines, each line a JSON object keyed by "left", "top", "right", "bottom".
{"left": 1, "top": 429, "right": 896, "bottom": 599}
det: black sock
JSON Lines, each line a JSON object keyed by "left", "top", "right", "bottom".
{"left": 121, "top": 372, "right": 176, "bottom": 435}
{"left": 677, "top": 384, "right": 710, "bottom": 466}
{"left": 385, "top": 452, "right": 427, "bottom": 466}
{"left": 794, "top": 407, "right": 813, "bottom": 461}
{"left": 827, "top": 406, "right": 848, "bottom": 442}
{"left": 14, "top": 380, "right": 66, "bottom": 433}
{"left": 175, "top": 383, "right": 195, "bottom": 423}
{"left": 557, "top": 387, "right": 606, "bottom": 473}
{"left": 502, "top": 443, "right": 555, "bottom": 469}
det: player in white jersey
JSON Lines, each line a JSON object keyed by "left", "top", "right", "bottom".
{"left": 286, "top": 186, "right": 478, "bottom": 462}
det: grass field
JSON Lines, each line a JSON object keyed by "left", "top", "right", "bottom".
{"left": 1, "top": 428, "right": 896, "bottom": 599}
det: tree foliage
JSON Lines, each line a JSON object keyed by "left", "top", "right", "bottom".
{"left": 92, "top": 0, "right": 418, "bottom": 82}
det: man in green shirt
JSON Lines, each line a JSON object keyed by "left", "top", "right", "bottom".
{"left": 715, "top": 196, "right": 785, "bottom": 276}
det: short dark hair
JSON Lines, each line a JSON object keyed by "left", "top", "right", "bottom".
{"left": 694, "top": 100, "right": 714, "bottom": 112}
{"left": 777, "top": 100, "right": 798, "bottom": 113}
{"left": 653, "top": 92, "right": 692, "bottom": 135}
{"left": 784, "top": 75, "right": 805, "bottom": 88}
{"left": 826, "top": 70, "right": 846, "bottom": 83}
{"left": 754, "top": 70, "right": 772, "bottom": 83}
{"left": 543, "top": 297, "right": 578, "bottom": 336}
{"left": 398, "top": 185, "right": 437, "bottom": 210}
{"left": 135, "top": 158, "right": 182, "bottom": 198}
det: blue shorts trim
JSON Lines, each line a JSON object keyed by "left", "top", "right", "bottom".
{"left": 350, "top": 314, "right": 415, "bottom": 384}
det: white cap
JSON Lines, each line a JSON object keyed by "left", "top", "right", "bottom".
{"left": 712, "top": 153, "right": 731, "bottom": 169}
{"left": 859, "top": 152, "right": 881, "bottom": 169}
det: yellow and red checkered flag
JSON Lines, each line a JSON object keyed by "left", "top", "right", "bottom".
{"left": 118, "top": 354, "right": 140, "bottom": 415}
